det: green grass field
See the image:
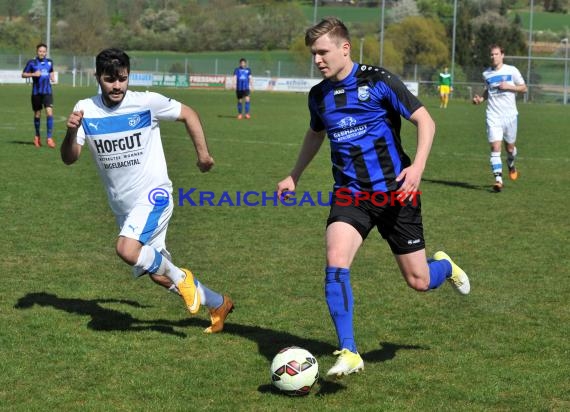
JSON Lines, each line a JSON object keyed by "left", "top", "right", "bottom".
{"left": 1, "top": 85, "right": 569, "bottom": 411}
{"left": 513, "top": 10, "right": 570, "bottom": 32}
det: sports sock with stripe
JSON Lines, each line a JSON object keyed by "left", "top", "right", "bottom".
{"left": 325, "top": 266, "right": 357, "bottom": 353}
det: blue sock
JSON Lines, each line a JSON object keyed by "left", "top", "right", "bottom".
{"left": 46, "top": 116, "right": 53, "bottom": 138}
{"left": 237, "top": 102, "right": 242, "bottom": 114}
{"left": 325, "top": 267, "right": 357, "bottom": 353}
{"left": 196, "top": 281, "right": 223, "bottom": 309}
{"left": 245, "top": 101, "right": 250, "bottom": 114}
{"left": 34, "top": 117, "right": 40, "bottom": 136}
{"left": 428, "top": 258, "right": 452, "bottom": 289}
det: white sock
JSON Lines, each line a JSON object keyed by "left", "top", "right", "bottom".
{"left": 133, "top": 245, "right": 185, "bottom": 284}
{"left": 168, "top": 284, "right": 181, "bottom": 295}
{"left": 490, "top": 151, "right": 502, "bottom": 180}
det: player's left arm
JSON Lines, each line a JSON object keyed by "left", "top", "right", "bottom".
{"left": 499, "top": 68, "right": 527, "bottom": 94}
{"left": 499, "top": 82, "right": 527, "bottom": 94}
{"left": 177, "top": 104, "right": 214, "bottom": 173}
{"left": 395, "top": 106, "right": 435, "bottom": 200}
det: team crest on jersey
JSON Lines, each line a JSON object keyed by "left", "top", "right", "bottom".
{"left": 358, "top": 86, "right": 370, "bottom": 101}
{"left": 128, "top": 114, "right": 141, "bottom": 128}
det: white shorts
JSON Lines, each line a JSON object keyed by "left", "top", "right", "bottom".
{"left": 116, "top": 194, "right": 173, "bottom": 253}
{"left": 486, "top": 115, "right": 518, "bottom": 144}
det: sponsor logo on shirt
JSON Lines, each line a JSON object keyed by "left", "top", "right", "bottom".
{"left": 331, "top": 116, "right": 367, "bottom": 142}
{"left": 337, "top": 116, "right": 357, "bottom": 128}
{"left": 93, "top": 132, "right": 143, "bottom": 154}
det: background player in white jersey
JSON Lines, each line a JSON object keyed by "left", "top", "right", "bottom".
{"left": 60, "top": 48, "right": 233, "bottom": 333}
{"left": 473, "top": 44, "right": 527, "bottom": 192}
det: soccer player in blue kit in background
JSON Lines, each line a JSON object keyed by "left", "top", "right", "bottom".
{"left": 233, "top": 58, "right": 252, "bottom": 119}
{"left": 22, "top": 43, "right": 56, "bottom": 148}
{"left": 276, "top": 17, "right": 470, "bottom": 378}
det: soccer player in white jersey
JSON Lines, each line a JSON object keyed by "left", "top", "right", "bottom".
{"left": 60, "top": 48, "right": 233, "bottom": 333}
{"left": 473, "top": 44, "right": 527, "bottom": 192}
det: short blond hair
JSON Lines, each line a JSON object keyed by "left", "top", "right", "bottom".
{"left": 305, "top": 17, "right": 351, "bottom": 47}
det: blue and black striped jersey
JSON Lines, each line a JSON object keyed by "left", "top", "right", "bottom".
{"left": 234, "top": 67, "right": 251, "bottom": 91}
{"left": 309, "top": 63, "right": 422, "bottom": 193}
{"left": 23, "top": 57, "right": 54, "bottom": 95}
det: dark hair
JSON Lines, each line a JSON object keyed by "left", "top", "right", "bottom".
{"left": 305, "top": 17, "right": 350, "bottom": 47}
{"left": 36, "top": 43, "right": 47, "bottom": 50}
{"left": 95, "top": 48, "right": 130, "bottom": 77}
{"left": 239, "top": 58, "right": 247, "bottom": 63}
{"left": 489, "top": 44, "right": 504, "bottom": 54}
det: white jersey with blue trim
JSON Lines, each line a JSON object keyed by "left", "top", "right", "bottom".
{"left": 482, "top": 63, "right": 525, "bottom": 120}
{"left": 74, "top": 90, "right": 182, "bottom": 215}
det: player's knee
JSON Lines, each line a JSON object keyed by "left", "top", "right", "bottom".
{"left": 326, "top": 250, "right": 351, "bottom": 268}
{"left": 115, "top": 242, "right": 139, "bottom": 265}
{"left": 404, "top": 274, "right": 430, "bottom": 292}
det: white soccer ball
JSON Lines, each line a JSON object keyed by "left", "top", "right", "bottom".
{"left": 270, "top": 346, "right": 319, "bottom": 396}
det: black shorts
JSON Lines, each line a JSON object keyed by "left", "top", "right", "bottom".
{"left": 326, "top": 191, "right": 425, "bottom": 255}
{"left": 31, "top": 94, "right": 53, "bottom": 111}
{"left": 236, "top": 90, "right": 250, "bottom": 99}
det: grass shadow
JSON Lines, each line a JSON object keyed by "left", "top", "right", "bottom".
{"left": 423, "top": 178, "right": 489, "bottom": 191}
{"left": 362, "top": 341, "right": 429, "bottom": 363}
{"left": 258, "top": 378, "right": 348, "bottom": 397}
{"left": 15, "top": 294, "right": 428, "bottom": 372}
{"left": 186, "top": 318, "right": 338, "bottom": 361}
{"left": 14, "top": 292, "right": 187, "bottom": 338}
{"left": 14, "top": 292, "right": 338, "bottom": 355}
{"left": 9, "top": 140, "right": 36, "bottom": 146}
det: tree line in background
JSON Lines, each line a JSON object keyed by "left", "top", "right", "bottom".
{"left": 0, "top": 0, "right": 567, "bottom": 83}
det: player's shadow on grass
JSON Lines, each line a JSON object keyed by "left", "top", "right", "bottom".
{"left": 362, "top": 341, "right": 429, "bottom": 363}
{"left": 9, "top": 140, "right": 37, "bottom": 146}
{"left": 217, "top": 114, "right": 241, "bottom": 119}
{"left": 14, "top": 292, "right": 188, "bottom": 338}
{"left": 423, "top": 178, "right": 488, "bottom": 191}
{"left": 15, "top": 293, "right": 427, "bottom": 374}
{"left": 258, "top": 378, "right": 348, "bottom": 397}
{"left": 257, "top": 342, "right": 427, "bottom": 397}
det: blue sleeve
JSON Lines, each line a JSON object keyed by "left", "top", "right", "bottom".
{"left": 22, "top": 60, "right": 33, "bottom": 73}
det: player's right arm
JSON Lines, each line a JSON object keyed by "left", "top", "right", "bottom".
{"left": 61, "top": 110, "right": 84, "bottom": 165}
{"left": 473, "top": 89, "right": 489, "bottom": 105}
{"left": 21, "top": 63, "right": 39, "bottom": 78}
{"left": 276, "top": 128, "right": 326, "bottom": 198}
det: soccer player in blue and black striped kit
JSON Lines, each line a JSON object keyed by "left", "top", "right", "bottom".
{"left": 22, "top": 43, "right": 56, "bottom": 148}
{"left": 277, "top": 17, "right": 471, "bottom": 378}
{"left": 233, "top": 58, "right": 252, "bottom": 119}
